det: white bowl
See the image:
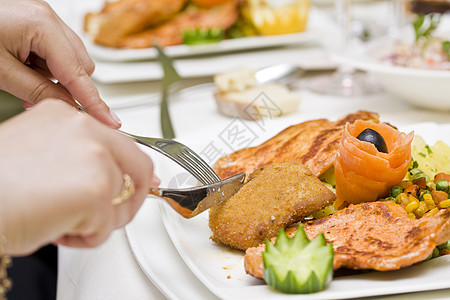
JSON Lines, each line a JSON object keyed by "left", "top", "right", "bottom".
{"left": 334, "top": 33, "right": 450, "bottom": 111}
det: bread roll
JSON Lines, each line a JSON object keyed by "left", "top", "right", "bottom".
{"left": 214, "top": 83, "right": 301, "bottom": 120}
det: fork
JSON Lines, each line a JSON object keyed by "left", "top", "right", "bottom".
{"left": 149, "top": 172, "right": 245, "bottom": 218}
{"left": 119, "top": 131, "right": 221, "bottom": 185}
{"left": 76, "top": 103, "right": 220, "bottom": 185}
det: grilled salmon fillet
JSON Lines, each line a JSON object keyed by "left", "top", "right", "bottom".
{"left": 213, "top": 111, "right": 380, "bottom": 180}
{"left": 244, "top": 201, "right": 450, "bottom": 278}
{"left": 118, "top": 1, "right": 239, "bottom": 48}
{"left": 209, "top": 161, "right": 336, "bottom": 251}
{"left": 84, "top": 0, "right": 188, "bottom": 47}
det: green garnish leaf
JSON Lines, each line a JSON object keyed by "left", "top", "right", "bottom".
{"left": 262, "top": 226, "right": 334, "bottom": 294}
{"left": 418, "top": 152, "right": 426, "bottom": 157}
{"left": 437, "top": 240, "right": 450, "bottom": 250}
{"left": 409, "top": 160, "right": 419, "bottom": 171}
{"left": 443, "top": 41, "right": 450, "bottom": 59}
{"left": 425, "top": 144, "right": 433, "bottom": 155}
{"left": 413, "top": 13, "right": 441, "bottom": 41}
{"left": 182, "top": 28, "right": 225, "bottom": 45}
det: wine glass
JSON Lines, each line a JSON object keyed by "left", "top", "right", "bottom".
{"left": 309, "top": 0, "right": 379, "bottom": 97}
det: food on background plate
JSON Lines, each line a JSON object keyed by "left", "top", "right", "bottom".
{"left": 334, "top": 120, "right": 414, "bottom": 208}
{"left": 241, "top": 0, "right": 310, "bottom": 35}
{"left": 383, "top": 14, "right": 450, "bottom": 70}
{"left": 84, "top": 0, "right": 188, "bottom": 47}
{"left": 213, "top": 110, "right": 379, "bottom": 180}
{"left": 191, "top": 0, "right": 233, "bottom": 7}
{"left": 209, "top": 161, "right": 336, "bottom": 250}
{"left": 117, "top": 1, "right": 239, "bottom": 48}
{"left": 213, "top": 67, "right": 301, "bottom": 120}
{"left": 84, "top": 0, "right": 310, "bottom": 48}
{"left": 245, "top": 201, "right": 450, "bottom": 278}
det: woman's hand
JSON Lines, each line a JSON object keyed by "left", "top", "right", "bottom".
{"left": 0, "top": 0, "right": 121, "bottom": 128}
{"left": 0, "top": 100, "right": 158, "bottom": 255}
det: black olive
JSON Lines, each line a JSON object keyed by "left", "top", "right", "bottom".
{"left": 356, "top": 128, "right": 388, "bottom": 153}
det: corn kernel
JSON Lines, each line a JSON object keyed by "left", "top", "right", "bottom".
{"left": 408, "top": 212, "right": 416, "bottom": 219}
{"left": 423, "top": 194, "right": 436, "bottom": 209}
{"left": 423, "top": 193, "right": 432, "bottom": 201}
{"left": 438, "top": 199, "right": 450, "bottom": 209}
{"left": 397, "top": 193, "right": 409, "bottom": 205}
{"left": 408, "top": 195, "right": 419, "bottom": 203}
{"left": 425, "top": 200, "right": 436, "bottom": 210}
{"left": 406, "top": 201, "right": 419, "bottom": 212}
{"left": 414, "top": 202, "right": 428, "bottom": 218}
{"left": 424, "top": 207, "right": 439, "bottom": 216}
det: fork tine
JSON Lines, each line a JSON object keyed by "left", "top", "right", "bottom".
{"left": 178, "top": 150, "right": 218, "bottom": 184}
{"left": 182, "top": 149, "right": 220, "bottom": 183}
{"left": 176, "top": 154, "right": 213, "bottom": 185}
{"left": 118, "top": 131, "right": 221, "bottom": 185}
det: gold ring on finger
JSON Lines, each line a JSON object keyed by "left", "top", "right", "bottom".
{"left": 111, "top": 174, "right": 135, "bottom": 206}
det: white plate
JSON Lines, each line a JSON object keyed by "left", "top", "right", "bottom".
{"left": 153, "top": 122, "right": 450, "bottom": 300}
{"left": 86, "top": 31, "right": 320, "bottom": 62}
{"left": 125, "top": 197, "right": 218, "bottom": 300}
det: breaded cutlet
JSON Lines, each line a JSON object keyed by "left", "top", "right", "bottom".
{"left": 208, "top": 161, "right": 336, "bottom": 251}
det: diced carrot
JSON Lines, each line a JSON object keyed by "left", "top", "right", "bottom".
{"left": 404, "top": 184, "right": 420, "bottom": 198}
{"left": 434, "top": 173, "right": 450, "bottom": 182}
{"left": 431, "top": 190, "right": 448, "bottom": 204}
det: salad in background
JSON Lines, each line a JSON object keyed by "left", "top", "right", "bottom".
{"left": 84, "top": 0, "right": 310, "bottom": 49}
{"left": 384, "top": 13, "right": 450, "bottom": 70}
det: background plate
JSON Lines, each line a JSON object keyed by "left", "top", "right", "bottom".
{"left": 86, "top": 30, "right": 319, "bottom": 62}
{"left": 63, "top": 1, "right": 326, "bottom": 62}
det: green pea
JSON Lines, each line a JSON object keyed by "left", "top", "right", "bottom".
{"left": 390, "top": 186, "right": 403, "bottom": 198}
{"left": 409, "top": 168, "right": 423, "bottom": 176}
{"left": 436, "top": 180, "right": 449, "bottom": 193}
{"left": 411, "top": 172, "right": 429, "bottom": 182}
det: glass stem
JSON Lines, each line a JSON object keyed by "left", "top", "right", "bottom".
{"left": 335, "top": 0, "right": 353, "bottom": 49}
{"left": 391, "top": 0, "right": 405, "bottom": 34}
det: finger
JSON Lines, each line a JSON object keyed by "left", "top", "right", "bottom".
{"left": 22, "top": 100, "right": 33, "bottom": 109}
{"left": 0, "top": 53, "right": 77, "bottom": 107}
{"left": 54, "top": 14, "right": 95, "bottom": 75}
{"left": 31, "top": 17, "right": 120, "bottom": 128}
{"left": 54, "top": 232, "right": 110, "bottom": 248}
{"left": 105, "top": 132, "right": 155, "bottom": 218}
{"left": 26, "top": 54, "right": 54, "bottom": 79}
{"left": 150, "top": 175, "right": 161, "bottom": 188}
